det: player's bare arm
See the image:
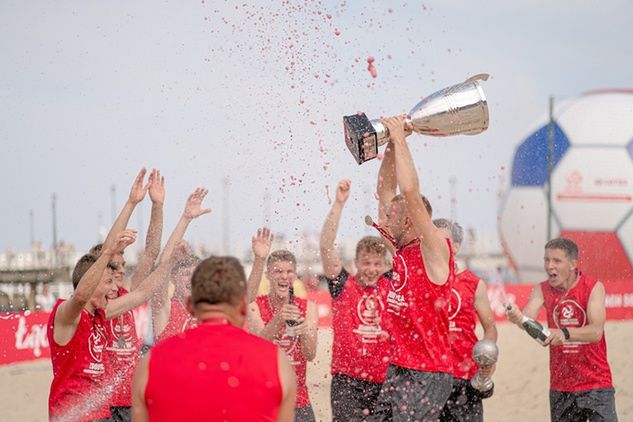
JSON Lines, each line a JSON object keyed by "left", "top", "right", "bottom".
{"left": 103, "top": 168, "right": 149, "bottom": 251}
{"left": 319, "top": 179, "right": 351, "bottom": 279}
{"left": 294, "top": 301, "right": 318, "bottom": 361}
{"left": 506, "top": 284, "right": 544, "bottom": 326}
{"left": 382, "top": 114, "right": 450, "bottom": 284}
{"left": 247, "top": 301, "right": 285, "bottom": 341}
{"left": 107, "top": 240, "right": 188, "bottom": 319}
{"left": 474, "top": 279, "right": 498, "bottom": 343}
{"left": 131, "top": 352, "right": 150, "bottom": 422}
{"left": 130, "top": 168, "right": 165, "bottom": 290}
{"left": 247, "top": 227, "right": 273, "bottom": 303}
{"left": 54, "top": 230, "right": 137, "bottom": 345}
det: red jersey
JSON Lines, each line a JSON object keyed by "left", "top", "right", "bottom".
{"left": 104, "top": 287, "right": 141, "bottom": 407}
{"left": 48, "top": 299, "right": 112, "bottom": 421}
{"left": 447, "top": 269, "right": 480, "bottom": 380}
{"left": 541, "top": 273, "right": 613, "bottom": 392}
{"left": 146, "top": 321, "right": 282, "bottom": 422}
{"left": 327, "top": 268, "right": 391, "bottom": 383}
{"left": 255, "top": 295, "right": 310, "bottom": 408}
{"left": 155, "top": 298, "right": 197, "bottom": 343}
{"left": 385, "top": 238, "right": 454, "bottom": 373}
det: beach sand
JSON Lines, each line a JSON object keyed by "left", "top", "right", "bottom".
{"left": 2, "top": 321, "right": 631, "bottom": 421}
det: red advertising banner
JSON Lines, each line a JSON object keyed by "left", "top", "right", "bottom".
{"left": 0, "top": 311, "right": 50, "bottom": 365}
{"left": 1, "top": 283, "right": 631, "bottom": 366}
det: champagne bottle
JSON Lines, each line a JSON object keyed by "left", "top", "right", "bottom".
{"left": 285, "top": 285, "right": 298, "bottom": 327}
{"left": 521, "top": 316, "right": 550, "bottom": 346}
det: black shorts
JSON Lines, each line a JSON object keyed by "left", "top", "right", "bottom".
{"left": 371, "top": 364, "right": 453, "bottom": 422}
{"left": 439, "top": 377, "right": 491, "bottom": 422}
{"left": 295, "top": 404, "right": 316, "bottom": 422}
{"left": 331, "top": 373, "right": 383, "bottom": 421}
{"left": 550, "top": 388, "right": 617, "bottom": 422}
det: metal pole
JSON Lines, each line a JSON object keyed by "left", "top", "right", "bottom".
{"left": 546, "top": 96, "right": 554, "bottom": 241}
{"left": 29, "top": 209, "right": 34, "bottom": 247}
{"left": 222, "top": 177, "right": 230, "bottom": 255}
{"left": 51, "top": 194, "right": 58, "bottom": 267}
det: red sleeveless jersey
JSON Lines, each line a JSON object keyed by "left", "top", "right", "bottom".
{"left": 146, "top": 321, "right": 282, "bottom": 422}
{"left": 155, "top": 298, "right": 197, "bottom": 343}
{"left": 385, "top": 238, "right": 454, "bottom": 373}
{"left": 48, "top": 299, "right": 112, "bottom": 421}
{"left": 329, "top": 269, "right": 391, "bottom": 383}
{"left": 104, "top": 287, "right": 141, "bottom": 406}
{"left": 255, "top": 295, "right": 310, "bottom": 408}
{"left": 541, "top": 273, "right": 613, "bottom": 392}
{"left": 447, "top": 269, "right": 480, "bottom": 380}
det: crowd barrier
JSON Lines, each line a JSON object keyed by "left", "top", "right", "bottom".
{"left": 2, "top": 281, "right": 632, "bottom": 366}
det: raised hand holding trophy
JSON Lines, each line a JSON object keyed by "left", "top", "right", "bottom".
{"left": 343, "top": 74, "right": 490, "bottom": 164}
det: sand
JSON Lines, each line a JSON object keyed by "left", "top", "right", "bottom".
{"left": 2, "top": 321, "right": 631, "bottom": 421}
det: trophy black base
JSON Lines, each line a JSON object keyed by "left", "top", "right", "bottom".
{"left": 343, "top": 113, "right": 378, "bottom": 165}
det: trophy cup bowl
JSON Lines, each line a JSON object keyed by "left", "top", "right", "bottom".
{"left": 470, "top": 339, "right": 498, "bottom": 393}
{"left": 343, "top": 73, "right": 490, "bottom": 164}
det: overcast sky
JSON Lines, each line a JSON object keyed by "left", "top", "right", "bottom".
{"left": 2, "top": 0, "right": 632, "bottom": 257}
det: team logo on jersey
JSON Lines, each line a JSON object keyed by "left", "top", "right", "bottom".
{"left": 447, "top": 288, "right": 463, "bottom": 332}
{"left": 390, "top": 254, "right": 408, "bottom": 292}
{"left": 553, "top": 299, "right": 587, "bottom": 328}
{"left": 109, "top": 312, "right": 135, "bottom": 352}
{"left": 353, "top": 293, "right": 386, "bottom": 343}
{"left": 88, "top": 321, "right": 106, "bottom": 364}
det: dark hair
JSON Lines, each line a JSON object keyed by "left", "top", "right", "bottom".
{"left": 266, "top": 250, "right": 297, "bottom": 268}
{"left": 88, "top": 243, "right": 104, "bottom": 257}
{"left": 433, "top": 218, "right": 464, "bottom": 246}
{"left": 355, "top": 236, "right": 388, "bottom": 259}
{"left": 71, "top": 254, "right": 97, "bottom": 290}
{"left": 191, "top": 256, "right": 246, "bottom": 306}
{"left": 391, "top": 193, "right": 433, "bottom": 218}
{"left": 545, "top": 238, "right": 579, "bottom": 260}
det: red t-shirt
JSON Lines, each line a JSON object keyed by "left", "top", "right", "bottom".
{"left": 541, "top": 273, "right": 613, "bottom": 392}
{"left": 327, "top": 268, "right": 391, "bottom": 383}
{"left": 48, "top": 299, "right": 112, "bottom": 421}
{"left": 155, "top": 298, "right": 197, "bottom": 343}
{"left": 146, "top": 321, "right": 282, "bottom": 422}
{"left": 385, "top": 238, "right": 454, "bottom": 373}
{"left": 447, "top": 269, "right": 480, "bottom": 380}
{"left": 255, "top": 295, "right": 310, "bottom": 408}
{"left": 104, "top": 287, "right": 141, "bottom": 407}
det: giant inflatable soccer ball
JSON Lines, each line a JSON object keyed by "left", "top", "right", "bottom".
{"left": 499, "top": 90, "right": 633, "bottom": 282}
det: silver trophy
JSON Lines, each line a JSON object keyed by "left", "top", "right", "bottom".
{"left": 343, "top": 73, "right": 490, "bottom": 164}
{"left": 470, "top": 339, "right": 498, "bottom": 392}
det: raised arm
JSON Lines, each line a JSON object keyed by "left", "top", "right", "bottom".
{"left": 247, "top": 228, "right": 273, "bottom": 303}
{"left": 54, "top": 230, "right": 137, "bottom": 344}
{"left": 247, "top": 301, "right": 285, "bottom": 341}
{"left": 103, "top": 168, "right": 149, "bottom": 249}
{"left": 295, "top": 301, "right": 318, "bottom": 361}
{"left": 377, "top": 142, "right": 397, "bottom": 226}
{"left": 473, "top": 279, "right": 498, "bottom": 342}
{"left": 158, "top": 187, "right": 211, "bottom": 264}
{"left": 129, "top": 169, "right": 165, "bottom": 290}
{"left": 107, "top": 240, "right": 189, "bottom": 319}
{"left": 505, "top": 284, "right": 545, "bottom": 327}
{"left": 319, "top": 179, "right": 351, "bottom": 279}
{"left": 382, "top": 115, "right": 449, "bottom": 284}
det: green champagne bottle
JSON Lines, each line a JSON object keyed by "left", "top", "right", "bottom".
{"left": 521, "top": 316, "right": 551, "bottom": 346}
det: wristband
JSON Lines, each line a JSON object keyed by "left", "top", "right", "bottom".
{"left": 561, "top": 327, "right": 570, "bottom": 340}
